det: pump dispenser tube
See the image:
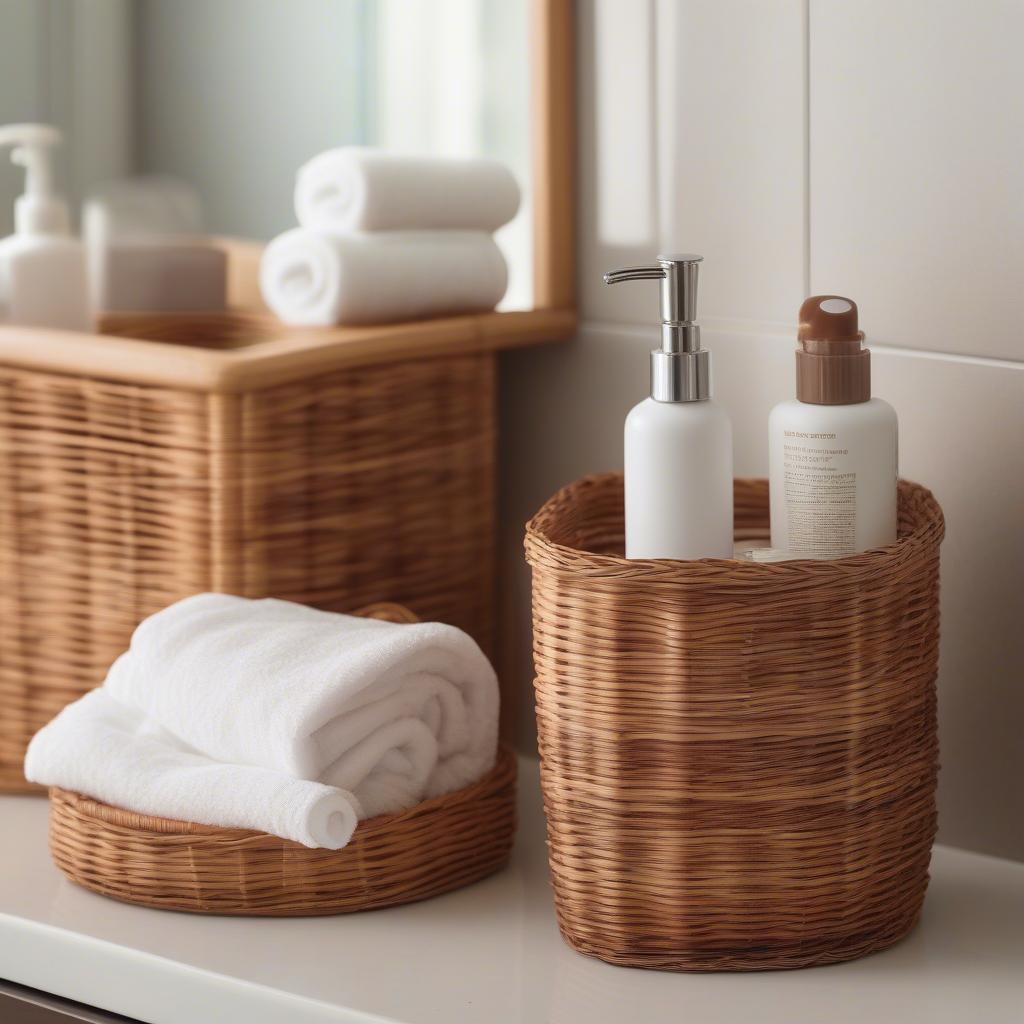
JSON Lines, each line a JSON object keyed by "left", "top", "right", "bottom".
{"left": 605, "top": 255, "right": 734, "bottom": 560}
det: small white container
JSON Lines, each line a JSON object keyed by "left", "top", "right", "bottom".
{"left": 90, "top": 241, "right": 227, "bottom": 313}
{"left": 82, "top": 176, "right": 225, "bottom": 313}
{"left": 606, "top": 255, "right": 734, "bottom": 560}
{"left": 0, "top": 124, "right": 90, "bottom": 332}
{"left": 769, "top": 296, "right": 898, "bottom": 559}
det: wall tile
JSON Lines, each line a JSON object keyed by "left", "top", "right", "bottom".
{"left": 577, "top": 0, "right": 661, "bottom": 326}
{"left": 809, "top": 0, "right": 1024, "bottom": 361}
{"left": 578, "top": 0, "right": 806, "bottom": 327}
{"left": 654, "top": 0, "right": 806, "bottom": 325}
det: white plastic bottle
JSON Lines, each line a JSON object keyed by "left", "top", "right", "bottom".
{"left": 0, "top": 124, "right": 90, "bottom": 331}
{"left": 769, "top": 296, "right": 897, "bottom": 558}
{"left": 605, "top": 255, "right": 734, "bottom": 559}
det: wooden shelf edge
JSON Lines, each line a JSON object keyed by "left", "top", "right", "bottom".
{"left": 0, "top": 307, "right": 578, "bottom": 393}
{"left": 215, "top": 307, "right": 579, "bottom": 391}
{"left": 0, "top": 324, "right": 231, "bottom": 391}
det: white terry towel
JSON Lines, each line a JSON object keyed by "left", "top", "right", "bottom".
{"left": 25, "top": 690, "right": 360, "bottom": 849}
{"left": 260, "top": 228, "right": 508, "bottom": 326}
{"left": 294, "top": 148, "right": 520, "bottom": 234}
{"left": 104, "top": 594, "right": 499, "bottom": 819}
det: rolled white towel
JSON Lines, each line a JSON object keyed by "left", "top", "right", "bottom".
{"left": 104, "top": 594, "right": 499, "bottom": 819}
{"left": 25, "top": 690, "right": 360, "bottom": 849}
{"left": 294, "top": 148, "right": 520, "bottom": 234}
{"left": 260, "top": 228, "right": 508, "bottom": 326}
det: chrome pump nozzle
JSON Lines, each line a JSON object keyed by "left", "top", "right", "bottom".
{"left": 603, "top": 254, "right": 709, "bottom": 402}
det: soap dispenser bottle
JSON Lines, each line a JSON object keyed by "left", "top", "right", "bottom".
{"left": 605, "top": 254, "right": 733, "bottom": 559}
{"left": 0, "top": 124, "right": 90, "bottom": 331}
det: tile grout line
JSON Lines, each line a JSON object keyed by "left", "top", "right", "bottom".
{"left": 803, "top": 0, "right": 812, "bottom": 296}
{"left": 575, "top": 318, "right": 1024, "bottom": 371}
{"left": 650, "top": 0, "right": 661, "bottom": 249}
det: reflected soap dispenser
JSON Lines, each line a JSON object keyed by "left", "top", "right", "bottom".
{"left": 0, "top": 124, "right": 90, "bottom": 331}
{"left": 605, "top": 254, "right": 733, "bottom": 559}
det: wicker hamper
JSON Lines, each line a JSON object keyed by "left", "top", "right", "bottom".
{"left": 525, "top": 474, "right": 944, "bottom": 971}
{"left": 0, "top": 310, "right": 499, "bottom": 792}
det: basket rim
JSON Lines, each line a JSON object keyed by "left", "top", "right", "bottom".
{"left": 50, "top": 742, "right": 516, "bottom": 845}
{"left": 525, "top": 473, "right": 944, "bottom": 583}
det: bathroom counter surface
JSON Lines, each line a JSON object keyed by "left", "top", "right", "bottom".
{"left": 1, "top": 756, "right": 1022, "bottom": 1024}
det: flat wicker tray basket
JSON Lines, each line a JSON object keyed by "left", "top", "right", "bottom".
{"left": 525, "top": 475, "right": 944, "bottom": 972}
{"left": 47, "top": 604, "right": 517, "bottom": 915}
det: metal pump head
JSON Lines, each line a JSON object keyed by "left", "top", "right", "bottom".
{"left": 604, "top": 254, "right": 709, "bottom": 402}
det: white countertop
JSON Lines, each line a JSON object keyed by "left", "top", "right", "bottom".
{"left": 1, "top": 756, "right": 1022, "bottom": 1024}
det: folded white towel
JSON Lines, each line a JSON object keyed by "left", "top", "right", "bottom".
{"left": 25, "top": 690, "right": 360, "bottom": 849}
{"left": 294, "top": 148, "right": 520, "bottom": 234}
{"left": 260, "top": 228, "right": 508, "bottom": 326}
{"left": 104, "top": 594, "right": 499, "bottom": 819}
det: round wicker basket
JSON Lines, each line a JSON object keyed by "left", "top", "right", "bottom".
{"left": 47, "top": 603, "right": 517, "bottom": 915}
{"left": 49, "top": 744, "right": 516, "bottom": 916}
{"left": 525, "top": 475, "right": 944, "bottom": 972}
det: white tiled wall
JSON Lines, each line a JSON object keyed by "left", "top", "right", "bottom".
{"left": 579, "top": 0, "right": 806, "bottom": 327}
{"left": 809, "top": 0, "right": 1024, "bottom": 361}
{"left": 502, "top": 0, "right": 1024, "bottom": 861}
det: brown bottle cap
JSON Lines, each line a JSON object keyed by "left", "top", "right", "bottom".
{"left": 796, "top": 295, "right": 870, "bottom": 404}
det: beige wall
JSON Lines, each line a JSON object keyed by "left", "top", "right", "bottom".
{"left": 500, "top": 0, "right": 1024, "bottom": 862}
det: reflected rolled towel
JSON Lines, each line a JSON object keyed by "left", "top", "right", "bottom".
{"left": 25, "top": 691, "right": 360, "bottom": 849}
{"left": 294, "top": 148, "right": 520, "bottom": 234}
{"left": 260, "top": 228, "right": 508, "bottom": 326}
{"left": 104, "top": 594, "right": 499, "bottom": 820}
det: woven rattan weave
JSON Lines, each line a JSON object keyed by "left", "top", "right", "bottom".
{"left": 525, "top": 475, "right": 943, "bottom": 971}
{"left": 0, "top": 313, "right": 496, "bottom": 791}
{"left": 49, "top": 745, "right": 516, "bottom": 916}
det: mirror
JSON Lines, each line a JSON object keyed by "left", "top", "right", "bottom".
{"left": 0, "top": 0, "right": 551, "bottom": 311}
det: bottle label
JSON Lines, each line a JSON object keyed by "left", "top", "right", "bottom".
{"left": 782, "top": 430, "right": 856, "bottom": 558}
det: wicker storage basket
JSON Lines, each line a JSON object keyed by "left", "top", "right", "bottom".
{"left": 0, "top": 311, "right": 498, "bottom": 791}
{"left": 525, "top": 475, "right": 944, "bottom": 972}
{"left": 47, "top": 603, "right": 518, "bottom": 915}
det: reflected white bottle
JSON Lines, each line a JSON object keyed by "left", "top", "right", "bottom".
{"left": 769, "top": 296, "right": 898, "bottom": 558}
{"left": 606, "top": 255, "right": 734, "bottom": 560}
{"left": 0, "top": 124, "right": 90, "bottom": 331}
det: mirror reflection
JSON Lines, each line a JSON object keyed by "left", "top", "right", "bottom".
{"left": 0, "top": 0, "right": 533, "bottom": 312}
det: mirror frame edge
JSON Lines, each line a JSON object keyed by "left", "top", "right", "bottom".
{"left": 530, "top": 0, "right": 576, "bottom": 315}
